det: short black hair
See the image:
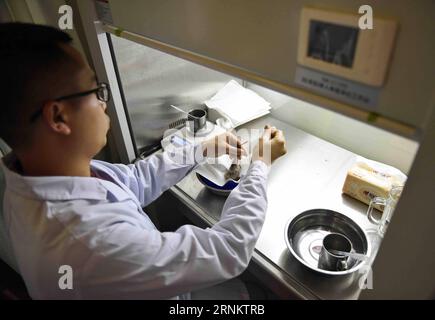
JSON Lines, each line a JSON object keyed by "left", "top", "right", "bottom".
{"left": 0, "top": 23, "right": 73, "bottom": 149}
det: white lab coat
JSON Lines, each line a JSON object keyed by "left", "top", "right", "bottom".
{"left": 1, "top": 144, "right": 269, "bottom": 299}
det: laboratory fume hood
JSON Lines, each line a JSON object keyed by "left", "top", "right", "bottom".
{"left": 73, "top": 0, "right": 435, "bottom": 299}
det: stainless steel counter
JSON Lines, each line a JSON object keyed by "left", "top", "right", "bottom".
{"left": 170, "top": 115, "right": 379, "bottom": 300}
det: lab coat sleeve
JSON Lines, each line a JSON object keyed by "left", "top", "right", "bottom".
{"left": 80, "top": 160, "right": 269, "bottom": 299}
{"left": 96, "top": 144, "right": 205, "bottom": 207}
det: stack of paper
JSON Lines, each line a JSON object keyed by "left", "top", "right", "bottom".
{"left": 204, "top": 80, "right": 271, "bottom": 128}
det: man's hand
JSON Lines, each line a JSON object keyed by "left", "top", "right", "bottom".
{"left": 201, "top": 131, "right": 247, "bottom": 160}
{"left": 251, "top": 125, "right": 287, "bottom": 166}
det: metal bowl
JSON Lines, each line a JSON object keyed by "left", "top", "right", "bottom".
{"left": 285, "top": 209, "right": 371, "bottom": 276}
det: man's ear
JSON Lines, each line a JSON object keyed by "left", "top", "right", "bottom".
{"left": 41, "top": 101, "right": 71, "bottom": 135}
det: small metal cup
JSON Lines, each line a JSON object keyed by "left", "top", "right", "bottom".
{"left": 187, "top": 109, "right": 207, "bottom": 133}
{"left": 318, "top": 233, "right": 352, "bottom": 271}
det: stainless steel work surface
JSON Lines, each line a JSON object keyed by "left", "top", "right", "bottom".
{"left": 172, "top": 115, "right": 379, "bottom": 299}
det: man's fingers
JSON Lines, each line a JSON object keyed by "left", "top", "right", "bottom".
{"left": 237, "top": 139, "right": 248, "bottom": 156}
{"left": 226, "top": 131, "right": 242, "bottom": 146}
{"left": 262, "top": 127, "right": 272, "bottom": 141}
{"left": 214, "top": 135, "right": 219, "bottom": 157}
{"left": 270, "top": 126, "right": 278, "bottom": 138}
{"left": 258, "top": 137, "right": 264, "bottom": 158}
{"left": 225, "top": 134, "right": 230, "bottom": 155}
{"left": 225, "top": 132, "right": 247, "bottom": 156}
{"left": 228, "top": 145, "right": 246, "bottom": 160}
{"left": 272, "top": 129, "right": 284, "bottom": 140}
{"left": 240, "top": 145, "right": 248, "bottom": 157}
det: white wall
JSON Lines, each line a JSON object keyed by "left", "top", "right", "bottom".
{"left": 5, "top": 0, "right": 86, "bottom": 60}
{"left": 360, "top": 105, "right": 435, "bottom": 299}
{"left": 106, "top": 0, "right": 435, "bottom": 130}
{"left": 0, "top": 0, "right": 12, "bottom": 22}
{"left": 248, "top": 83, "right": 419, "bottom": 174}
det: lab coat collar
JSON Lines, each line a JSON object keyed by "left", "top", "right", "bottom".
{"left": 1, "top": 153, "right": 108, "bottom": 201}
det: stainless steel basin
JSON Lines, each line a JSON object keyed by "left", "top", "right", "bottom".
{"left": 285, "top": 209, "right": 371, "bottom": 276}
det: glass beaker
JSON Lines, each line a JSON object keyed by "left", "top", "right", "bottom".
{"left": 367, "top": 185, "right": 403, "bottom": 237}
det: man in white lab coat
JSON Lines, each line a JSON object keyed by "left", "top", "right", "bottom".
{"left": 0, "top": 23, "right": 287, "bottom": 299}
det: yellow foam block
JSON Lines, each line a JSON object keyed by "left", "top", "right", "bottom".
{"left": 342, "top": 165, "right": 392, "bottom": 211}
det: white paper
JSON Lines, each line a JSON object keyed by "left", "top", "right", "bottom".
{"left": 195, "top": 155, "right": 250, "bottom": 186}
{"left": 205, "top": 80, "right": 271, "bottom": 127}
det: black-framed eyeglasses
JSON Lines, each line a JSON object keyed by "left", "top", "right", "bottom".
{"left": 29, "top": 82, "right": 111, "bottom": 122}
